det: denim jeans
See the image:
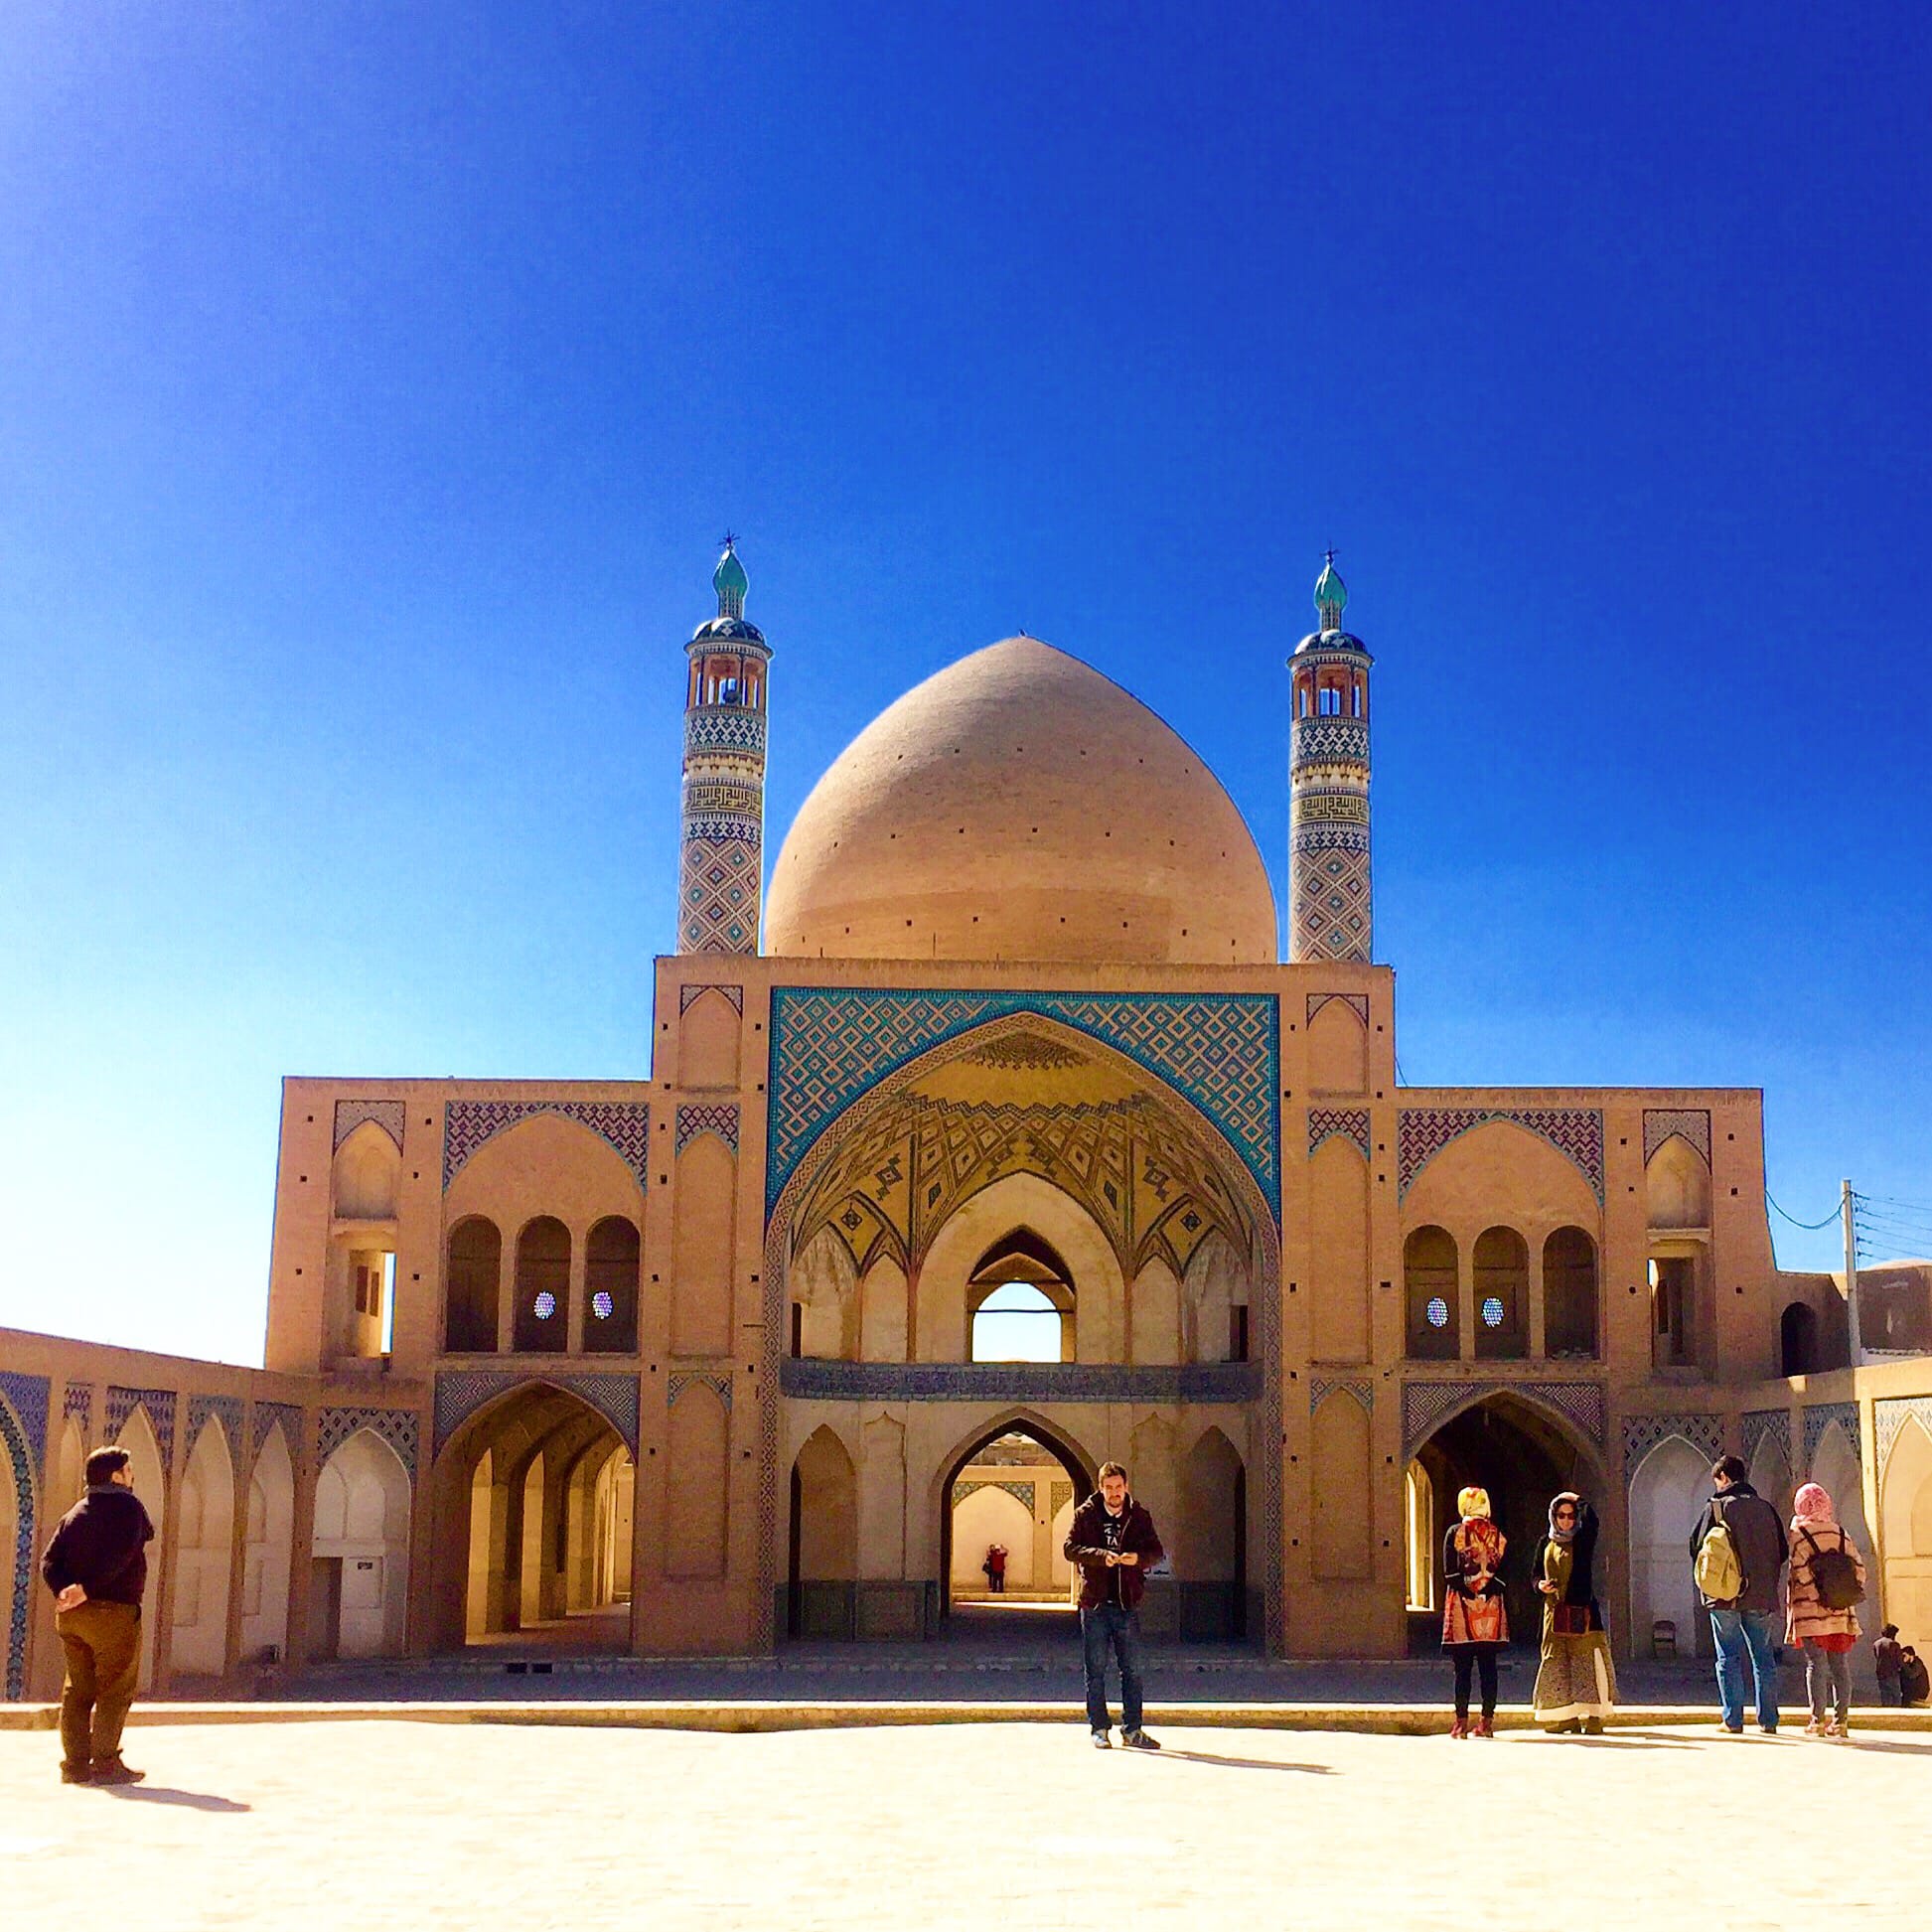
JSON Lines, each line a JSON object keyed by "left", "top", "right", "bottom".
{"left": 1709, "top": 1608, "right": 1781, "bottom": 1731}
{"left": 1082, "top": 1602, "right": 1144, "bottom": 1734}
{"left": 1801, "top": 1640, "right": 1852, "bottom": 1723}
{"left": 1879, "top": 1680, "right": 1902, "bottom": 1707}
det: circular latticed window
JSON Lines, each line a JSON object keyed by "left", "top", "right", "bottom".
{"left": 591, "top": 1290, "right": 615, "bottom": 1321}
{"left": 1425, "top": 1296, "right": 1450, "bottom": 1329}
{"left": 1481, "top": 1295, "right": 1507, "bottom": 1329}
{"left": 532, "top": 1291, "right": 557, "bottom": 1321}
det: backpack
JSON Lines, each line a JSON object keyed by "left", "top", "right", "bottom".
{"left": 1802, "top": 1528, "right": 1863, "bottom": 1611}
{"left": 1694, "top": 1502, "right": 1744, "bottom": 1602}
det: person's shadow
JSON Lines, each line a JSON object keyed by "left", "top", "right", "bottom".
{"left": 1149, "top": 1747, "right": 1336, "bottom": 1774}
{"left": 94, "top": 1785, "right": 250, "bottom": 1813}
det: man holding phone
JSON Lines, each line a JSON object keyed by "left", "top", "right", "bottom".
{"left": 1064, "top": 1460, "right": 1165, "bottom": 1750}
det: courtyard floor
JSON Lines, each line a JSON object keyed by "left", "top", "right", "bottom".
{"left": 2, "top": 1716, "right": 1928, "bottom": 1928}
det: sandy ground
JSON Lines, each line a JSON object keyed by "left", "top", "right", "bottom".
{"left": 3, "top": 1717, "right": 1927, "bottom": 1929}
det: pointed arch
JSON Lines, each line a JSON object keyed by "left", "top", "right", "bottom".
{"left": 241, "top": 1421, "right": 295, "bottom": 1662}
{"left": 0, "top": 1388, "right": 33, "bottom": 1702}
{"left": 310, "top": 1427, "right": 411, "bottom": 1659}
{"left": 114, "top": 1406, "right": 167, "bottom": 1690}
{"left": 1629, "top": 1433, "right": 1710, "bottom": 1661}
{"left": 332, "top": 1117, "right": 400, "bottom": 1221}
{"left": 171, "top": 1417, "right": 235, "bottom": 1677}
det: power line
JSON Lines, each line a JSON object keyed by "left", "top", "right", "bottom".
{"left": 1766, "top": 1190, "right": 1840, "bottom": 1232}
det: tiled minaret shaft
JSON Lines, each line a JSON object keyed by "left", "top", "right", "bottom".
{"left": 678, "top": 538, "right": 772, "bottom": 954}
{"left": 1287, "top": 555, "right": 1374, "bottom": 964}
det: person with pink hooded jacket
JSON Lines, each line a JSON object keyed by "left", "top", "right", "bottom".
{"left": 1786, "top": 1481, "right": 1868, "bottom": 1738}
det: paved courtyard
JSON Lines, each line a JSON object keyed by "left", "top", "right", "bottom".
{"left": 2, "top": 1717, "right": 1927, "bottom": 1928}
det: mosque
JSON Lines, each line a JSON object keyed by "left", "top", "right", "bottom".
{"left": 3, "top": 544, "right": 1931, "bottom": 1701}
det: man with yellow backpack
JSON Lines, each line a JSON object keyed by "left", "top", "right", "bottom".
{"left": 1690, "top": 1455, "right": 1790, "bottom": 1734}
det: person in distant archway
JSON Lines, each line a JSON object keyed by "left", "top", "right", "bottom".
{"left": 985, "top": 1544, "right": 1008, "bottom": 1594}
{"left": 1873, "top": 1624, "right": 1904, "bottom": 1707}
{"left": 40, "top": 1445, "right": 154, "bottom": 1787}
{"left": 1440, "top": 1486, "right": 1508, "bottom": 1738}
{"left": 1532, "top": 1492, "right": 1617, "bottom": 1733}
{"left": 1065, "top": 1461, "right": 1164, "bottom": 1750}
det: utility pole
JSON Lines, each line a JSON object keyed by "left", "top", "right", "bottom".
{"left": 1843, "top": 1178, "right": 1862, "bottom": 1367}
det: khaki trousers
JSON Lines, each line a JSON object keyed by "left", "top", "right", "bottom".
{"left": 56, "top": 1600, "right": 141, "bottom": 1768}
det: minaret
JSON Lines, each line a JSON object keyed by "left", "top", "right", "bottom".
{"left": 1287, "top": 554, "right": 1374, "bottom": 963}
{"left": 677, "top": 536, "right": 772, "bottom": 954}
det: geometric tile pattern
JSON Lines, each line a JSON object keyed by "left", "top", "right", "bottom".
{"left": 1399, "top": 1107, "right": 1604, "bottom": 1202}
{"left": 1876, "top": 1396, "right": 1932, "bottom": 1473}
{"left": 63, "top": 1383, "right": 91, "bottom": 1430}
{"left": 678, "top": 589, "right": 770, "bottom": 957}
{"left": 679, "top": 982, "right": 745, "bottom": 1014}
{"left": 1643, "top": 1109, "right": 1710, "bottom": 1166}
{"left": 1050, "top": 1479, "right": 1075, "bottom": 1520}
{"left": 1401, "top": 1379, "right": 1607, "bottom": 1455}
{"left": 0, "top": 1371, "right": 50, "bottom": 1468}
{"left": 443, "top": 1100, "right": 651, "bottom": 1189}
{"left": 953, "top": 1479, "right": 1036, "bottom": 1511}
{"left": 186, "top": 1394, "right": 246, "bottom": 1473}
{"left": 1741, "top": 1408, "right": 1793, "bottom": 1470}
{"left": 1310, "top": 1378, "right": 1373, "bottom": 1416}
{"left": 315, "top": 1407, "right": 420, "bottom": 1483}
{"left": 667, "top": 1372, "right": 733, "bottom": 1412}
{"left": 1621, "top": 1411, "right": 1725, "bottom": 1478}
{"left": 252, "top": 1402, "right": 304, "bottom": 1460}
{"left": 0, "top": 1373, "right": 44, "bottom": 1701}
{"left": 333, "top": 1099, "right": 406, "bottom": 1152}
{"left": 675, "top": 1104, "right": 739, "bottom": 1156}
{"left": 1803, "top": 1402, "right": 1860, "bottom": 1472}
{"left": 679, "top": 830, "right": 762, "bottom": 955}
{"left": 767, "top": 987, "right": 1281, "bottom": 1215}
{"left": 106, "top": 1386, "right": 176, "bottom": 1465}
{"left": 1306, "top": 992, "right": 1370, "bottom": 1026}
{"left": 431, "top": 1372, "right": 642, "bottom": 1457}
{"left": 1307, "top": 1108, "right": 1371, "bottom": 1161}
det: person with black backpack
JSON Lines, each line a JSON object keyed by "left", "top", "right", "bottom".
{"left": 1785, "top": 1481, "right": 1867, "bottom": 1738}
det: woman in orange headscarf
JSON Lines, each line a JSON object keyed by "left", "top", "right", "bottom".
{"left": 1441, "top": 1485, "right": 1508, "bottom": 1738}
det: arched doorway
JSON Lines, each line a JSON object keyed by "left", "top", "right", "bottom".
{"left": 940, "top": 1417, "right": 1094, "bottom": 1634}
{"left": 242, "top": 1423, "right": 296, "bottom": 1663}
{"left": 788, "top": 1424, "right": 857, "bottom": 1638}
{"left": 1407, "top": 1394, "right": 1603, "bottom": 1654}
{"left": 434, "top": 1383, "right": 635, "bottom": 1656}
{"left": 170, "top": 1419, "right": 235, "bottom": 1679}
{"left": 115, "top": 1407, "right": 167, "bottom": 1690}
{"left": 1629, "top": 1435, "right": 1710, "bottom": 1662}
{"left": 1881, "top": 1417, "right": 1932, "bottom": 1644}
{"left": 309, "top": 1429, "right": 411, "bottom": 1661}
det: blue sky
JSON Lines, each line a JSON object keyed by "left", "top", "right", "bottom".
{"left": 2, "top": 4, "right": 1927, "bottom": 1363}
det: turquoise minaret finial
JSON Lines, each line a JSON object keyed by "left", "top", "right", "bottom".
{"left": 714, "top": 533, "right": 749, "bottom": 621}
{"left": 1314, "top": 550, "right": 1347, "bottom": 632}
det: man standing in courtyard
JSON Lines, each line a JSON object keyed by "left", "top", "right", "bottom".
{"left": 1690, "top": 1454, "right": 1788, "bottom": 1735}
{"left": 41, "top": 1445, "right": 154, "bottom": 1785}
{"left": 1065, "top": 1460, "right": 1163, "bottom": 1750}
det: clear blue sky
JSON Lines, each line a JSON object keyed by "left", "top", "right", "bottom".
{"left": 2, "top": 5, "right": 1927, "bottom": 1364}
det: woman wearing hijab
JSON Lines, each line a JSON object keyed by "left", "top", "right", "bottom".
{"left": 1532, "top": 1491, "right": 1617, "bottom": 1733}
{"left": 1441, "top": 1485, "right": 1508, "bottom": 1738}
{"left": 1787, "top": 1481, "right": 1867, "bottom": 1738}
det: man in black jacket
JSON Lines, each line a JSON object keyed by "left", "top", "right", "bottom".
{"left": 1063, "top": 1461, "right": 1165, "bottom": 1750}
{"left": 1689, "top": 1454, "right": 1788, "bottom": 1735}
{"left": 41, "top": 1445, "right": 155, "bottom": 1784}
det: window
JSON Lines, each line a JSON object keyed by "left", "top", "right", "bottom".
{"left": 445, "top": 1218, "right": 501, "bottom": 1353}
{"left": 1405, "top": 1227, "right": 1458, "bottom": 1359}
{"left": 1651, "top": 1256, "right": 1697, "bottom": 1368}
{"left": 1318, "top": 685, "right": 1342, "bottom": 716}
{"left": 584, "top": 1217, "right": 640, "bottom": 1354}
{"left": 1544, "top": 1228, "right": 1598, "bottom": 1358}
{"left": 514, "top": 1217, "right": 571, "bottom": 1353}
{"left": 970, "top": 1282, "right": 1063, "bottom": 1363}
{"left": 1404, "top": 1463, "right": 1435, "bottom": 1611}
{"left": 1780, "top": 1300, "right": 1819, "bottom": 1377}
{"left": 1473, "top": 1227, "right": 1528, "bottom": 1360}
{"left": 1229, "top": 1305, "right": 1250, "bottom": 1363}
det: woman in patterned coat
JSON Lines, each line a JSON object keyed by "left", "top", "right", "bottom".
{"left": 1787, "top": 1481, "right": 1867, "bottom": 1738}
{"left": 1441, "top": 1486, "right": 1508, "bottom": 1738}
